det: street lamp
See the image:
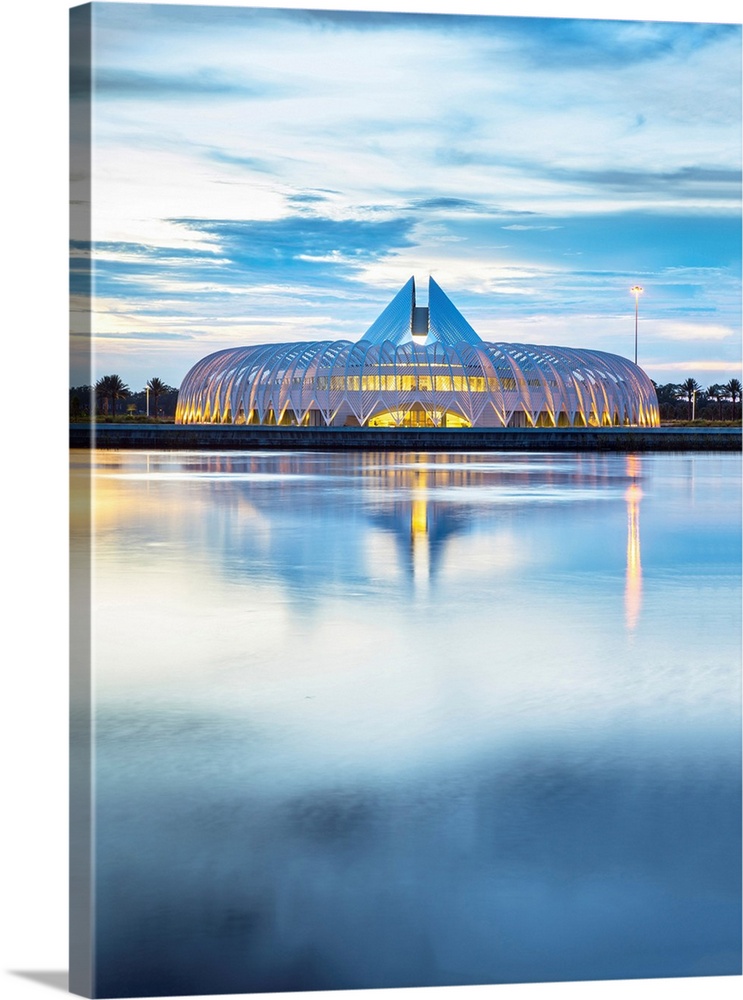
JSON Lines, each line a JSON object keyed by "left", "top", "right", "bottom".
{"left": 146, "top": 385, "right": 150, "bottom": 418}
{"left": 630, "top": 285, "right": 643, "bottom": 366}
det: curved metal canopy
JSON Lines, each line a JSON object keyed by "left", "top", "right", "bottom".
{"left": 176, "top": 278, "right": 660, "bottom": 429}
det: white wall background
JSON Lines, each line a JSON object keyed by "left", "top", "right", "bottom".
{"left": 1, "top": 3, "right": 740, "bottom": 1000}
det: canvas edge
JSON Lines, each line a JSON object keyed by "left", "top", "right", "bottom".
{"left": 69, "top": 3, "right": 95, "bottom": 997}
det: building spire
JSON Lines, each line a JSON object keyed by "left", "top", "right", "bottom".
{"left": 360, "top": 276, "right": 482, "bottom": 347}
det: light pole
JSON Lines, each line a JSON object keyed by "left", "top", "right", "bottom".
{"left": 630, "top": 285, "right": 643, "bottom": 366}
{"left": 146, "top": 386, "right": 150, "bottom": 418}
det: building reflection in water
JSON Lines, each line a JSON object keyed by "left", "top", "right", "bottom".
{"left": 625, "top": 455, "right": 643, "bottom": 632}
{"left": 410, "top": 465, "right": 430, "bottom": 594}
{"left": 92, "top": 450, "right": 649, "bottom": 611}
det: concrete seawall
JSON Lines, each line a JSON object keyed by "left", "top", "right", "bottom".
{"left": 71, "top": 424, "right": 742, "bottom": 452}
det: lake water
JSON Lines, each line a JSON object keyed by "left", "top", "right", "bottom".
{"left": 71, "top": 449, "right": 741, "bottom": 996}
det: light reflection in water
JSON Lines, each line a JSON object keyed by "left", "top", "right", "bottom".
{"left": 410, "top": 464, "right": 430, "bottom": 593}
{"left": 624, "top": 454, "right": 643, "bottom": 632}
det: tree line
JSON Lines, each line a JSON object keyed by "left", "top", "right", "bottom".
{"left": 653, "top": 378, "right": 741, "bottom": 422}
{"left": 70, "top": 373, "right": 742, "bottom": 423}
{"left": 70, "top": 375, "right": 179, "bottom": 420}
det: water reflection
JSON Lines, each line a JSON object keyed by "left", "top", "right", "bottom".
{"left": 76, "top": 449, "right": 742, "bottom": 996}
{"left": 625, "top": 455, "right": 643, "bottom": 631}
{"left": 410, "top": 495, "right": 430, "bottom": 594}
{"left": 86, "top": 451, "right": 743, "bottom": 637}
{"left": 93, "top": 450, "right": 652, "bottom": 614}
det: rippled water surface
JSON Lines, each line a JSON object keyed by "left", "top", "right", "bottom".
{"left": 71, "top": 450, "right": 741, "bottom": 996}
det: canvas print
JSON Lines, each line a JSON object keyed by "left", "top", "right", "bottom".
{"left": 69, "top": 3, "right": 742, "bottom": 997}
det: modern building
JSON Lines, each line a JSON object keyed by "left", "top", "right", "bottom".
{"left": 176, "top": 277, "right": 660, "bottom": 428}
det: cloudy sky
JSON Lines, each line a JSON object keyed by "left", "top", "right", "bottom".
{"left": 70, "top": 1, "right": 742, "bottom": 390}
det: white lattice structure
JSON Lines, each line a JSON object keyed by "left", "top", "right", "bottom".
{"left": 176, "top": 277, "right": 659, "bottom": 428}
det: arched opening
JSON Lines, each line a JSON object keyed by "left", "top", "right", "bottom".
{"left": 367, "top": 406, "right": 471, "bottom": 428}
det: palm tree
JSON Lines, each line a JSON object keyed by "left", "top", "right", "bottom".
{"left": 109, "top": 374, "right": 130, "bottom": 417}
{"left": 706, "top": 384, "right": 724, "bottom": 421}
{"left": 725, "top": 378, "right": 742, "bottom": 421}
{"left": 94, "top": 377, "right": 111, "bottom": 416}
{"left": 146, "top": 377, "right": 168, "bottom": 418}
{"left": 95, "top": 374, "right": 130, "bottom": 418}
{"left": 678, "top": 378, "right": 701, "bottom": 421}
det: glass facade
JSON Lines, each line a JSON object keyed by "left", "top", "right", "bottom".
{"left": 176, "top": 278, "right": 660, "bottom": 428}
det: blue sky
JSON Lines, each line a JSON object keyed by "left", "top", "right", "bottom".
{"left": 70, "top": 1, "right": 742, "bottom": 390}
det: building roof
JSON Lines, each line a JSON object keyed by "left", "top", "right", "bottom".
{"left": 362, "top": 276, "right": 481, "bottom": 348}
{"left": 176, "top": 276, "right": 660, "bottom": 428}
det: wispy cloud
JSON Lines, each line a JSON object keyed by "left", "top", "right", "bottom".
{"left": 502, "top": 224, "right": 562, "bottom": 231}
{"left": 531, "top": 164, "right": 742, "bottom": 199}
{"left": 648, "top": 360, "right": 743, "bottom": 373}
{"left": 411, "top": 197, "right": 487, "bottom": 213}
{"left": 486, "top": 18, "right": 737, "bottom": 71}
{"left": 652, "top": 321, "right": 734, "bottom": 341}
{"left": 207, "top": 149, "right": 280, "bottom": 174}
{"left": 90, "top": 68, "right": 277, "bottom": 100}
